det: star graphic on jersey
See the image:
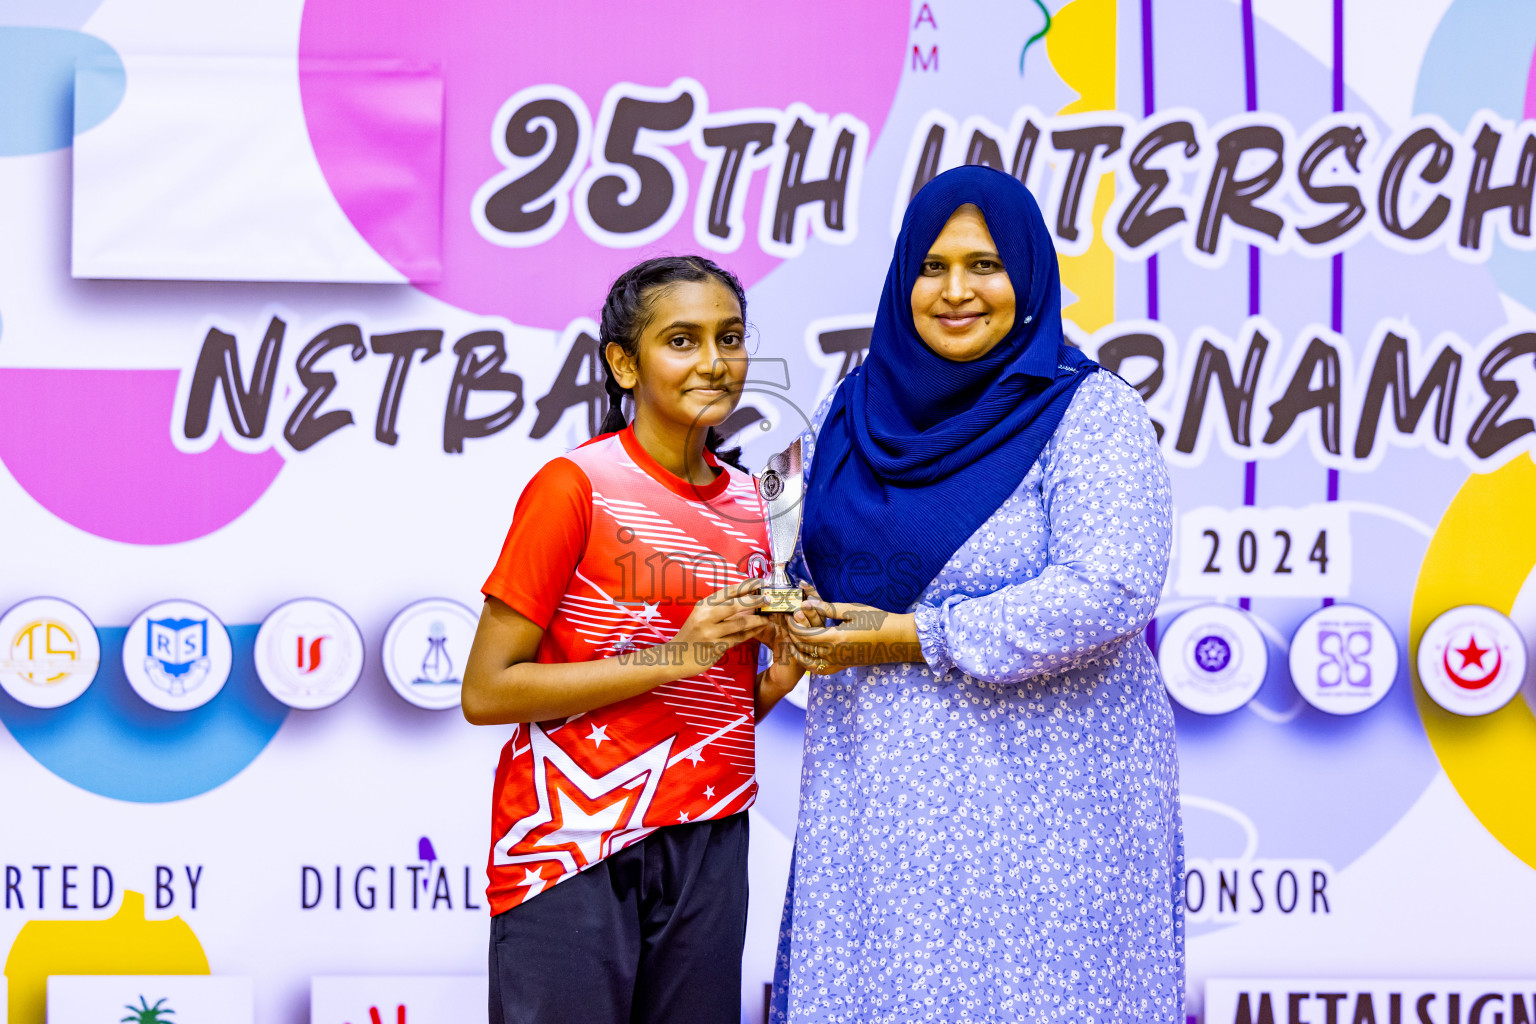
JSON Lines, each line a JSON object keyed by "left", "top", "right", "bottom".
{"left": 1456, "top": 636, "right": 1490, "bottom": 670}
{"left": 614, "top": 633, "right": 635, "bottom": 653}
{"left": 519, "top": 866, "right": 544, "bottom": 888}
{"left": 544, "top": 787, "right": 630, "bottom": 865}
{"left": 637, "top": 601, "right": 662, "bottom": 623}
{"left": 677, "top": 811, "right": 690, "bottom": 823}
{"left": 495, "top": 724, "right": 675, "bottom": 875}
{"left": 685, "top": 749, "right": 705, "bottom": 765}
{"left": 703, "top": 785, "right": 715, "bottom": 800}
{"left": 587, "top": 724, "right": 609, "bottom": 748}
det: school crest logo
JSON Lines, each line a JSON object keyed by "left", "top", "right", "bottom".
{"left": 147, "top": 617, "right": 209, "bottom": 693}
{"left": 1417, "top": 605, "right": 1528, "bottom": 716}
{"left": 255, "top": 598, "right": 365, "bottom": 710}
{"left": 1158, "top": 603, "right": 1269, "bottom": 715}
{"left": 123, "top": 600, "right": 233, "bottom": 712}
{"left": 382, "top": 599, "right": 477, "bottom": 710}
{"left": 1288, "top": 604, "right": 1399, "bottom": 715}
{"left": 0, "top": 597, "right": 101, "bottom": 709}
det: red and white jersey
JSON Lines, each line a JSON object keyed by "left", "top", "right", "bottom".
{"left": 480, "top": 426, "right": 769, "bottom": 914}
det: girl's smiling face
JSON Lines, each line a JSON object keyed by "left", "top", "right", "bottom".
{"left": 606, "top": 276, "right": 748, "bottom": 438}
{"left": 909, "top": 204, "right": 1018, "bottom": 362}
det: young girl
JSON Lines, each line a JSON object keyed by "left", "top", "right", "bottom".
{"left": 463, "top": 255, "right": 803, "bottom": 1024}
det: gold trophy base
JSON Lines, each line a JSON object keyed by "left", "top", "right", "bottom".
{"left": 761, "top": 587, "right": 803, "bottom": 613}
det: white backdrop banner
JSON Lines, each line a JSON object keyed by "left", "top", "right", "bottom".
{"left": 2, "top": 1, "right": 1536, "bottom": 1023}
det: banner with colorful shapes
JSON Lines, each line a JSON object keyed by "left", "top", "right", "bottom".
{"left": 2, "top": 1, "right": 1536, "bottom": 1022}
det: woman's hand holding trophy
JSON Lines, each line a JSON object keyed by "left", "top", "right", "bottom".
{"left": 752, "top": 438, "right": 923, "bottom": 677}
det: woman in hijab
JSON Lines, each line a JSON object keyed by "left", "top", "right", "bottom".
{"left": 772, "top": 165, "right": 1183, "bottom": 1022}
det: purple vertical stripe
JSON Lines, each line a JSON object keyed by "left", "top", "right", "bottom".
{"left": 1243, "top": 456, "right": 1256, "bottom": 614}
{"left": 1244, "top": 449, "right": 1258, "bottom": 605}
{"left": 1248, "top": 247, "right": 1261, "bottom": 316}
{"left": 1331, "top": 253, "right": 1343, "bottom": 332}
{"left": 1241, "top": 0, "right": 1258, "bottom": 111}
{"left": 1140, "top": 0, "right": 1157, "bottom": 116}
{"left": 1241, "top": 0, "right": 1260, "bottom": 539}
{"left": 1142, "top": 0, "right": 1160, "bottom": 322}
{"left": 1324, "top": 0, "right": 1345, "bottom": 612}
{"left": 1333, "top": 0, "right": 1345, "bottom": 113}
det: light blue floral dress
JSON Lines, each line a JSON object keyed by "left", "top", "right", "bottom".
{"left": 772, "top": 371, "right": 1184, "bottom": 1023}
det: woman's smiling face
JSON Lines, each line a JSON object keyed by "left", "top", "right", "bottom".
{"left": 909, "top": 204, "right": 1018, "bottom": 362}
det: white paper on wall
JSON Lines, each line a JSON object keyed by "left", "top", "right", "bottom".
{"left": 71, "top": 54, "right": 442, "bottom": 284}
{"left": 311, "top": 975, "right": 486, "bottom": 1024}
{"left": 47, "top": 975, "right": 253, "bottom": 1024}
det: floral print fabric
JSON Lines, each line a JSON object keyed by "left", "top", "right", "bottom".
{"left": 772, "top": 372, "right": 1184, "bottom": 1023}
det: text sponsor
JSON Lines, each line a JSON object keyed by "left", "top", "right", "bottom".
{"left": 1206, "top": 979, "right": 1536, "bottom": 1024}
{"left": 1184, "top": 860, "right": 1332, "bottom": 924}
{"left": 3, "top": 864, "right": 205, "bottom": 911}
{"left": 301, "top": 838, "right": 483, "bottom": 912}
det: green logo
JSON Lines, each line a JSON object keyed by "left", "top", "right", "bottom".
{"left": 121, "top": 996, "right": 175, "bottom": 1023}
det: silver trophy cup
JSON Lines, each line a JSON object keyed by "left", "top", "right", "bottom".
{"left": 755, "top": 438, "right": 805, "bottom": 613}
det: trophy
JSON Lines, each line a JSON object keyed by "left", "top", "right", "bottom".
{"left": 754, "top": 438, "right": 805, "bottom": 613}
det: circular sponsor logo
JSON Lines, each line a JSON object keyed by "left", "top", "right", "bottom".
{"left": 382, "top": 599, "right": 477, "bottom": 710}
{"left": 254, "top": 598, "right": 365, "bottom": 710}
{"left": 759, "top": 469, "right": 784, "bottom": 501}
{"left": 1159, "top": 603, "right": 1269, "bottom": 715}
{"left": 1288, "top": 604, "right": 1399, "bottom": 715}
{"left": 0, "top": 597, "right": 101, "bottom": 709}
{"left": 1416, "top": 604, "right": 1528, "bottom": 716}
{"left": 122, "top": 600, "right": 233, "bottom": 712}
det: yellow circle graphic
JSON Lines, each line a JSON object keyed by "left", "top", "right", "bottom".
{"left": 1411, "top": 453, "right": 1536, "bottom": 868}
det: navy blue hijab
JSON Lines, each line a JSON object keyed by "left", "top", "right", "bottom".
{"left": 801, "top": 165, "right": 1098, "bottom": 611}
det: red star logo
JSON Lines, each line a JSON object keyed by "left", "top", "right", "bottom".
{"left": 1456, "top": 636, "right": 1490, "bottom": 670}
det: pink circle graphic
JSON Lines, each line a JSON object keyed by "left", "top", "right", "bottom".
{"left": 298, "top": 1, "right": 907, "bottom": 328}
{"left": 0, "top": 369, "right": 284, "bottom": 545}
{"left": 1526, "top": 39, "right": 1536, "bottom": 119}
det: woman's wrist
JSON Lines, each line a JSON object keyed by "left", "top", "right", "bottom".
{"left": 910, "top": 604, "right": 952, "bottom": 674}
{"left": 757, "top": 667, "right": 800, "bottom": 701}
{"left": 840, "top": 611, "right": 922, "bottom": 667}
{"left": 875, "top": 612, "right": 924, "bottom": 664}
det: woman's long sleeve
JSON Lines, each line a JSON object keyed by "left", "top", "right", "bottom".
{"left": 914, "top": 374, "right": 1173, "bottom": 684}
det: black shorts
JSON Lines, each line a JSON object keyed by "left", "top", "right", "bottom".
{"left": 488, "top": 812, "right": 749, "bottom": 1024}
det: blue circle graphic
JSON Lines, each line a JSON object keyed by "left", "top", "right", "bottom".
{"left": 0, "top": 624, "right": 287, "bottom": 802}
{"left": 0, "top": 27, "right": 125, "bottom": 156}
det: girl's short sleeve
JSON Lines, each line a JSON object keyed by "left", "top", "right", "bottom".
{"left": 481, "top": 457, "right": 593, "bottom": 629}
